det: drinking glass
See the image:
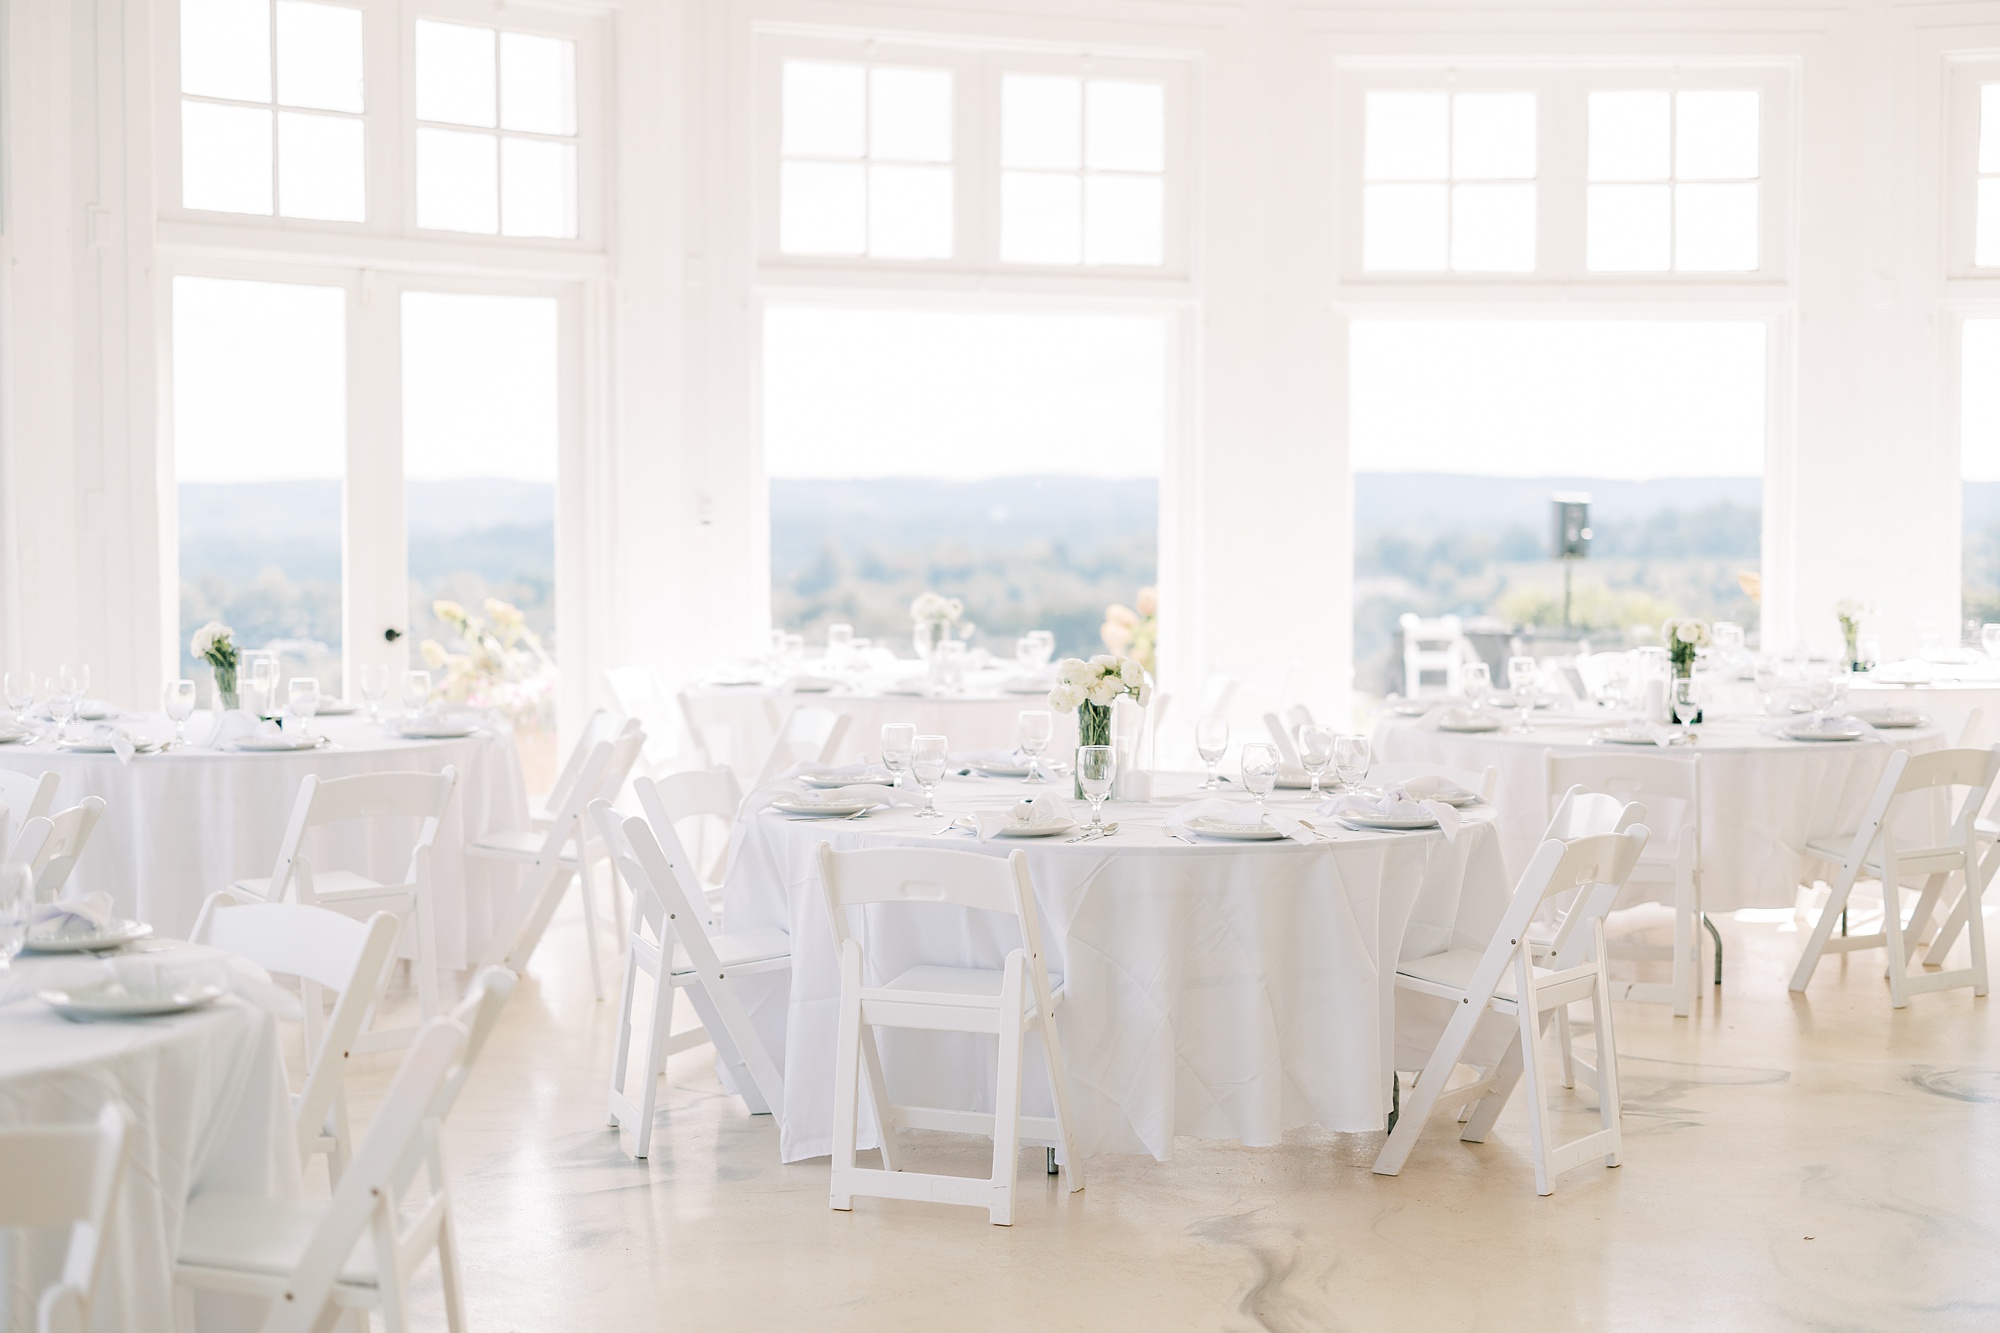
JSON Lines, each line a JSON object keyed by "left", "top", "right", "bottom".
{"left": 826, "top": 623, "right": 854, "bottom": 668}
{"left": 3, "top": 670, "right": 34, "bottom": 723}
{"left": 1077, "top": 745, "right": 1116, "bottom": 831}
{"left": 1462, "top": 661, "right": 1492, "bottom": 708}
{"left": 164, "top": 679, "right": 197, "bottom": 747}
{"left": 1240, "top": 743, "right": 1279, "bottom": 811}
{"left": 1295, "top": 723, "right": 1335, "bottom": 799}
{"left": 940, "top": 640, "right": 968, "bottom": 692}
{"left": 288, "top": 677, "right": 321, "bottom": 734}
{"left": 910, "top": 734, "right": 949, "bottom": 818}
{"left": 248, "top": 654, "right": 278, "bottom": 717}
{"left": 1333, "top": 735, "right": 1372, "bottom": 794}
{"left": 881, "top": 722, "right": 916, "bottom": 786}
{"left": 1984, "top": 624, "right": 2000, "bottom": 663}
{"left": 1016, "top": 637, "right": 1040, "bottom": 671}
{"left": 1673, "top": 677, "right": 1702, "bottom": 732}
{"left": 1195, "top": 717, "right": 1230, "bottom": 790}
{"left": 1017, "top": 710, "right": 1053, "bottom": 783}
{"left": 1507, "top": 655, "right": 1540, "bottom": 733}
{"left": 1026, "top": 631, "right": 1055, "bottom": 668}
{"left": 47, "top": 668, "right": 79, "bottom": 742}
{"left": 0, "top": 864, "right": 29, "bottom": 968}
{"left": 360, "top": 664, "right": 390, "bottom": 721}
{"left": 402, "top": 670, "right": 432, "bottom": 720}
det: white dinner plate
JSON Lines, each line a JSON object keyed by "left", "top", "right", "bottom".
{"left": 1848, "top": 707, "right": 1922, "bottom": 729}
{"left": 798, "top": 773, "right": 895, "bottom": 789}
{"left": 313, "top": 700, "right": 359, "bottom": 716}
{"left": 232, "top": 736, "right": 325, "bottom": 752}
{"left": 1436, "top": 715, "right": 1501, "bottom": 734}
{"left": 1376, "top": 784, "right": 1482, "bottom": 808}
{"left": 993, "top": 819, "right": 1077, "bottom": 838}
{"left": 40, "top": 980, "right": 228, "bottom": 1021}
{"left": 789, "top": 678, "right": 839, "bottom": 693}
{"left": 22, "top": 919, "right": 153, "bottom": 954}
{"left": 770, "top": 798, "right": 875, "bottom": 818}
{"left": 968, "top": 761, "right": 1033, "bottom": 778}
{"left": 1185, "top": 816, "right": 1286, "bottom": 841}
{"left": 1594, "top": 729, "right": 1673, "bottom": 746}
{"left": 395, "top": 723, "right": 478, "bottom": 740}
{"left": 1336, "top": 811, "right": 1440, "bottom": 831}
{"left": 1784, "top": 720, "right": 1867, "bottom": 742}
{"left": 1388, "top": 701, "right": 1434, "bottom": 717}
{"left": 57, "top": 739, "right": 161, "bottom": 755}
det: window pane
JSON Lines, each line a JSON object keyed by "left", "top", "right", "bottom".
{"left": 500, "top": 32, "right": 576, "bottom": 135}
{"left": 277, "top": 111, "right": 365, "bottom": 221}
{"left": 500, "top": 138, "right": 577, "bottom": 238}
{"left": 779, "top": 161, "right": 866, "bottom": 254}
{"left": 182, "top": 101, "right": 273, "bottom": 214}
{"left": 1982, "top": 85, "right": 2000, "bottom": 176}
{"left": 782, "top": 61, "right": 865, "bottom": 159}
{"left": 402, "top": 292, "right": 560, "bottom": 782}
{"left": 1087, "top": 80, "right": 1165, "bottom": 173}
{"left": 1588, "top": 90, "right": 1670, "bottom": 181}
{"left": 1979, "top": 178, "right": 2000, "bottom": 268}
{"left": 1364, "top": 91, "right": 1448, "bottom": 181}
{"left": 1002, "top": 75, "right": 1081, "bottom": 170}
{"left": 1000, "top": 170, "right": 1082, "bottom": 264}
{"left": 181, "top": 0, "right": 269, "bottom": 102}
{"left": 1450, "top": 183, "right": 1536, "bottom": 271}
{"left": 1361, "top": 183, "right": 1447, "bottom": 270}
{"left": 869, "top": 67, "right": 951, "bottom": 163}
{"left": 275, "top": 2, "right": 362, "bottom": 113}
{"left": 173, "top": 275, "right": 346, "bottom": 694}
{"left": 1963, "top": 319, "right": 2000, "bottom": 480}
{"left": 416, "top": 127, "right": 499, "bottom": 233}
{"left": 416, "top": 20, "right": 496, "bottom": 128}
{"left": 1675, "top": 182, "right": 1759, "bottom": 271}
{"left": 1586, "top": 183, "right": 1671, "bottom": 271}
{"left": 1451, "top": 92, "right": 1535, "bottom": 180}
{"left": 1085, "top": 174, "right": 1164, "bottom": 266}
{"left": 1676, "top": 90, "right": 1759, "bottom": 180}
{"left": 867, "top": 164, "right": 952, "bottom": 259}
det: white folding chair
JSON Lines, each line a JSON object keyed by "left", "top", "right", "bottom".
{"left": 480, "top": 728, "right": 646, "bottom": 999}
{"left": 530, "top": 709, "right": 637, "bottom": 829}
{"left": 233, "top": 768, "right": 458, "bottom": 1052}
{"left": 1545, "top": 752, "right": 1709, "bottom": 1016}
{"left": 752, "top": 706, "right": 853, "bottom": 786}
{"left": 643, "top": 766, "right": 745, "bottom": 922}
{"left": 0, "top": 1101, "right": 130, "bottom": 1333}
{"left": 1366, "top": 761, "right": 1500, "bottom": 802}
{"left": 817, "top": 842, "right": 1084, "bottom": 1225}
{"left": 4, "top": 797, "right": 105, "bottom": 900}
{"left": 175, "top": 1019, "right": 472, "bottom": 1333}
{"left": 1399, "top": 613, "right": 1469, "bottom": 697}
{"left": 0, "top": 768, "right": 58, "bottom": 850}
{"left": 1263, "top": 713, "right": 1302, "bottom": 768}
{"left": 593, "top": 791, "right": 789, "bottom": 1159}
{"left": 603, "top": 668, "right": 682, "bottom": 778}
{"left": 191, "top": 892, "right": 401, "bottom": 1181}
{"left": 1790, "top": 746, "right": 1999, "bottom": 1007}
{"left": 1375, "top": 822, "right": 1649, "bottom": 1195}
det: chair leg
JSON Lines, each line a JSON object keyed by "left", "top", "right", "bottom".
{"left": 576, "top": 857, "right": 606, "bottom": 1002}
{"left": 633, "top": 969, "right": 672, "bottom": 1159}
{"left": 414, "top": 893, "right": 441, "bottom": 1023}
{"left": 1673, "top": 868, "right": 1695, "bottom": 1017}
{"left": 1903, "top": 872, "right": 1951, "bottom": 963}
{"left": 1459, "top": 1034, "right": 1526, "bottom": 1144}
{"left": 1704, "top": 914, "right": 1724, "bottom": 985}
{"left": 1967, "top": 873, "right": 1990, "bottom": 998}
{"left": 1590, "top": 926, "right": 1624, "bottom": 1168}
{"left": 436, "top": 1190, "right": 469, "bottom": 1333}
{"left": 830, "top": 949, "right": 863, "bottom": 1211}
{"left": 1373, "top": 994, "right": 1485, "bottom": 1176}
{"left": 1516, "top": 958, "right": 1557, "bottom": 1196}
{"left": 683, "top": 981, "right": 779, "bottom": 1116}
{"left": 1790, "top": 860, "right": 1862, "bottom": 992}
{"left": 987, "top": 962, "right": 1028, "bottom": 1226}
{"left": 1882, "top": 865, "right": 1910, "bottom": 1009}
{"left": 1032, "top": 1004, "right": 1085, "bottom": 1193}
{"left": 608, "top": 947, "right": 641, "bottom": 1129}
{"left": 856, "top": 1018, "right": 901, "bottom": 1173}
{"left": 1555, "top": 1007, "right": 1576, "bottom": 1089}
{"left": 609, "top": 854, "right": 627, "bottom": 940}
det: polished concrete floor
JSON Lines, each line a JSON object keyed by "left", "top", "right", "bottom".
{"left": 337, "top": 897, "right": 2000, "bottom": 1332}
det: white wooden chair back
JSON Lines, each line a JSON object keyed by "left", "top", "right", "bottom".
{"left": 1367, "top": 761, "right": 1500, "bottom": 802}
{"left": 602, "top": 792, "right": 716, "bottom": 948}
{"left": 542, "top": 709, "right": 634, "bottom": 815}
{"left": 818, "top": 842, "right": 1036, "bottom": 930}
{"left": 261, "top": 1019, "right": 468, "bottom": 1333}
{"left": 602, "top": 671, "right": 678, "bottom": 777}
{"left": 260, "top": 768, "right": 458, "bottom": 903}
{"left": 2, "top": 814, "right": 49, "bottom": 871}
{"left": 0, "top": 769, "right": 57, "bottom": 849}
{"left": 190, "top": 892, "right": 401, "bottom": 1175}
{"left": 492, "top": 740, "right": 617, "bottom": 975}
{"left": 1547, "top": 752, "right": 1699, "bottom": 851}
{"left": 640, "top": 765, "right": 743, "bottom": 895}
{"left": 21, "top": 798, "right": 104, "bottom": 901}
{"left": 1262, "top": 713, "right": 1302, "bottom": 768}
{"left": 0, "top": 1101, "right": 130, "bottom": 1333}
{"left": 1400, "top": 612, "right": 1468, "bottom": 696}
{"left": 755, "top": 706, "right": 853, "bottom": 786}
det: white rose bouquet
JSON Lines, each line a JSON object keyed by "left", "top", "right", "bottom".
{"left": 1660, "top": 617, "right": 1711, "bottom": 677}
{"left": 1048, "top": 655, "right": 1152, "bottom": 797}
{"left": 1834, "top": 600, "right": 1873, "bottom": 667}
{"left": 910, "top": 592, "right": 963, "bottom": 624}
{"left": 191, "top": 621, "right": 241, "bottom": 707}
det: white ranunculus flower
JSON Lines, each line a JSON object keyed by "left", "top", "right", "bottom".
{"left": 1049, "top": 682, "right": 1084, "bottom": 711}
{"left": 1137, "top": 681, "right": 1153, "bottom": 707}
{"left": 1119, "top": 659, "right": 1144, "bottom": 687}
{"left": 1086, "top": 678, "right": 1123, "bottom": 707}
{"left": 1090, "top": 654, "right": 1117, "bottom": 669}
{"left": 1057, "top": 658, "right": 1091, "bottom": 687}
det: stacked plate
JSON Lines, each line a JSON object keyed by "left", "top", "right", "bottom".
{"left": 1183, "top": 815, "right": 1285, "bottom": 841}
{"left": 233, "top": 734, "right": 326, "bottom": 751}
{"left": 22, "top": 919, "right": 152, "bottom": 954}
{"left": 1847, "top": 706, "right": 1923, "bottom": 729}
{"left": 770, "top": 793, "right": 880, "bottom": 818}
{"left": 1783, "top": 717, "right": 1868, "bottom": 743}
{"left": 1337, "top": 810, "right": 1440, "bottom": 832}
{"left": 798, "top": 772, "right": 895, "bottom": 789}
{"left": 395, "top": 720, "right": 479, "bottom": 740}
{"left": 1435, "top": 709, "right": 1500, "bottom": 734}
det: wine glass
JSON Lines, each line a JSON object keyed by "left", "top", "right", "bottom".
{"left": 1462, "top": 661, "right": 1492, "bottom": 709}
{"left": 402, "top": 669, "right": 432, "bottom": 722}
{"left": 940, "top": 639, "right": 968, "bottom": 692}
{"left": 288, "top": 677, "right": 321, "bottom": 737}
{"left": 46, "top": 668, "right": 79, "bottom": 742}
{"left": 1333, "top": 735, "right": 1372, "bottom": 795}
{"left": 1295, "top": 724, "right": 1335, "bottom": 799}
{"left": 3, "top": 670, "right": 34, "bottom": 724}
{"left": 1507, "top": 655, "right": 1540, "bottom": 733}
{"left": 881, "top": 722, "right": 915, "bottom": 786}
{"left": 910, "top": 734, "right": 949, "bottom": 818}
{"left": 1195, "top": 717, "right": 1229, "bottom": 790}
{"left": 0, "top": 864, "right": 30, "bottom": 968}
{"left": 826, "top": 623, "right": 854, "bottom": 669}
{"left": 164, "top": 678, "right": 196, "bottom": 748}
{"left": 1983, "top": 624, "right": 2000, "bottom": 664}
{"left": 360, "top": 664, "right": 390, "bottom": 722}
{"left": 1240, "top": 743, "right": 1279, "bottom": 812}
{"left": 1018, "top": 710, "right": 1053, "bottom": 783}
{"left": 1077, "top": 745, "right": 1116, "bottom": 831}
{"left": 1027, "top": 631, "right": 1055, "bottom": 669}
{"left": 248, "top": 653, "right": 278, "bottom": 717}
{"left": 1672, "top": 677, "right": 1702, "bottom": 734}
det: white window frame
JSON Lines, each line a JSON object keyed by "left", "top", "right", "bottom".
{"left": 1947, "top": 58, "right": 2000, "bottom": 279}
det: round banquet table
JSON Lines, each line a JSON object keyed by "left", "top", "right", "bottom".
{"left": 721, "top": 773, "right": 1509, "bottom": 1164}
{"left": 1371, "top": 712, "right": 1946, "bottom": 912}
{"left": 0, "top": 711, "right": 528, "bottom": 968}
{"left": 1847, "top": 678, "right": 2000, "bottom": 749}
{"left": 0, "top": 983, "right": 298, "bottom": 1333}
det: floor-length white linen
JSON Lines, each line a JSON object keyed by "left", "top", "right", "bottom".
{"left": 1371, "top": 715, "right": 1944, "bottom": 911}
{"left": 0, "top": 713, "right": 528, "bottom": 968}
{"left": 0, "top": 996, "right": 298, "bottom": 1333}
{"left": 722, "top": 778, "right": 1509, "bottom": 1163}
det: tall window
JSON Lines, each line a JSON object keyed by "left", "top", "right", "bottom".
{"left": 999, "top": 75, "right": 1166, "bottom": 267}
{"left": 1587, "top": 91, "right": 1759, "bottom": 272}
{"left": 179, "top": 0, "right": 365, "bottom": 219}
{"left": 1362, "top": 91, "right": 1537, "bottom": 273}
{"left": 778, "top": 61, "right": 954, "bottom": 259}
{"left": 1977, "top": 86, "right": 2000, "bottom": 269}
{"left": 1962, "top": 321, "right": 2000, "bottom": 619}
{"left": 416, "top": 20, "right": 580, "bottom": 238}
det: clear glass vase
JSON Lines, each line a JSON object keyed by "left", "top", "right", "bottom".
{"left": 1074, "top": 702, "right": 1112, "bottom": 799}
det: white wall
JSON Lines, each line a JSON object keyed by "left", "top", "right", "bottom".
{"left": 1, "top": 0, "right": 1992, "bottom": 713}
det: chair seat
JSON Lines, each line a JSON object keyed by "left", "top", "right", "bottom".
{"left": 666, "top": 926, "right": 793, "bottom": 976}
{"left": 871, "top": 964, "right": 1066, "bottom": 1005}
{"left": 1804, "top": 834, "right": 1967, "bottom": 874}
{"left": 1397, "top": 947, "right": 1533, "bottom": 1000}
{"left": 177, "top": 1192, "right": 376, "bottom": 1288}
{"left": 233, "top": 870, "right": 389, "bottom": 900}
{"left": 468, "top": 828, "right": 580, "bottom": 861}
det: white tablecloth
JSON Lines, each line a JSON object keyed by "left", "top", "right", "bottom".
{"left": 722, "top": 774, "right": 1509, "bottom": 1163}
{"left": 1372, "top": 713, "right": 1944, "bottom": 911}
{"left": 0, "top": 712, "right": 528, "bottom": 968}
{"left": 0, "top": 990, "right": 298, "bottom": 1333}
{"left": 1848, "top": 679, "right": 2000, "bottom": 748}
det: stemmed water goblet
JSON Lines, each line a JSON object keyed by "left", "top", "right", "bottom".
{"left": 402, "top": 670, "right": 432, "bottom": 724}
{"left": 1026, "top": 631, "right": 1055, "bottom": 669}
{"left": 1196, "top": 717, "right": 1229, "bottom": 790}
{"left": 164, "top": 679, "right": 197, "bottom": 748}
{"left": 4, "top": 670, "right": 34, "bottom": 726}
{"left": 360, "top": 664, "right": 390, "bottom": 722}
{"left": 1507, "top": 655, "right": 1539, "bottom": 733}
{"left": 46, "top": 668, "right": 80, "bottom": 743}
{"left": 1295, "top": 724, "right": 1334, "bottom": 799}
{"left": 909, "top": 734, "right": 949, "bottom": 818}
{"left": 1240, "top": 743, "right": 1279, "bottom": 814}
{"left": 1462, "top": 661, "right": 1492, "bottom": 710}
{"left": 288, "top": 677, "right": 321, "bottom": 739}
{"left": 1077, "top": 745, "right": 1116, "bottom": 832}
{"left": 1017, "top": 710, "right": 1052, "bottom": 784}
{"left": 1672, "top": 677, "right": 1702, "bottom": 736}
{"left": 1332, "top": 735, "right": 1372, "bottom": 796}
{"left": 881, "top": 723, "right": 915, "bottom": 787}
{"left": 248, "top": 654, "right": 278, "bottom": 718}
{"left": 1983, "top": 623, "right": 2000, "bottom": 665}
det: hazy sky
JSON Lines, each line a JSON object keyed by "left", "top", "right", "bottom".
{"left": 1965, "top": 319, "right": 2000, "bottom": 483}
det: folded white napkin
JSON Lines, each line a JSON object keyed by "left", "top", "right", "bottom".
{"left": 1396, "top": 774, "right": 1480, "bottom": 805}
{"left": 1167, "top": 798, "right": 1313, "bottom": 843}
{"left": 977, "top": 792, "right": 1074, "bottom": 840}
{"left": 29, "top": 892, "right": 113, "bottom": 937}
{"left": 1640, "top": 721, "right": 1677, "bottom": 748}
{"left": 1426, "top": 706, "right": 1492, "bottom": 732}
{"left": 1, "top": 942, "right": 300, "bottom": 1020}
{"left": 201, "top": 708, "right": 263, "bottom": 749}
{"left": 1321, "top": 785, "right": 1461, "bottom": 840}
{"left": 81, "top": 722, "right": 142, "bottom": 764}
